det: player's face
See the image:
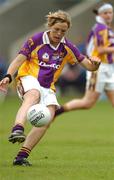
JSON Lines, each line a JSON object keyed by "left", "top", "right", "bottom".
{"left": 49, "top": 22, "right": 69, "bottom": 46}
{"left": 99, "top": 9, "right": 113, "bottom": 25}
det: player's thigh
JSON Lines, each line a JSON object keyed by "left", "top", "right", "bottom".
{"left": 17, "top": 75, "right": 41, "bottom": 101}
{"left": 41, "top": 87, "right": 60, "bottom": 110}
{"left": 47, "top": 105, "right": 56, "bottom": 120}
{"left": 105, "top": 82, "right": 114, "bottom": 106}
{"left": 24, "top": 89, "right": 40, "bottom": 102}
{"left": 106, "top": 90, "right": 114, "bottom": 106}
{"left": 85, "top": 71, "right": 104, "bottom": 104}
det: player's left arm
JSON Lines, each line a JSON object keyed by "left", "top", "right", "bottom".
{"left": 65, "top": 42, "right": 101, "bottom": 71}
{"left": 80, "top": 56, "right": 101, "bottom": 71}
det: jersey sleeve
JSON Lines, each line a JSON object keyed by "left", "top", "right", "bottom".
{"left": 18, "top": 33, "right": 42, "bottom": 60}
{"left": 65, "top": 40, "right": 85, "bottom": 65}
{"left": 18, "top": 38, "right": 35, "bottom": 59}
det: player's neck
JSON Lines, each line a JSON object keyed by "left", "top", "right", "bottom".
{"left": 50, "top": 41, "right": 59, "bottom": 48}
{"left": 106, "top": 22, "right": 111, "bottom": 28}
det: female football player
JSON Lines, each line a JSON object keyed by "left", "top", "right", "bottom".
{"left": 0, "top": 10, "right": 100, "bottom": 166}
{"left": 55, "top": 4, "right": 114, "bottom": 117}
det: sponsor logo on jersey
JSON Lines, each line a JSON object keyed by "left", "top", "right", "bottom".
{"left": 39, "top": 61, "right": 60, "bottom": 69}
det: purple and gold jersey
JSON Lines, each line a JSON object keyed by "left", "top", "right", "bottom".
{"left": 17, "top": 31, "right": 85, "bottom": 91}
{"left": 87, "top": 22, "right": 114, "bottom": 64}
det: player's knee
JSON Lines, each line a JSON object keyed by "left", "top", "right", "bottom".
{"left": 43, "top": 110, "right": 55, "bottom": 129}
{"left": 28, "top": 89, "right": 40, "bottom": 103}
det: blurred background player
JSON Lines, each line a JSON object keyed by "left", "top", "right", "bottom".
{"left": 57, "top": 42, "right": 86, "bottom": 96}
{"left": 0, "top": 10, "right": 100, "bottom": 166}
{"left": 55, "top": 3, "right": 114, "bottom": 116}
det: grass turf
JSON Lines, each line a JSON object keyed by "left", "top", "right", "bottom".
{"left": 0, "top": 95, "right": 114, "bottom": 180}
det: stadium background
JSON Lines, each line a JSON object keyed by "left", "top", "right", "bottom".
{"left": 0, "top": 0, "right": 114, "bottom": 180}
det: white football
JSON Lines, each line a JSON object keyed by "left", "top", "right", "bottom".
{"left": 27, "top": 104, "right": 51, "bottom": 127}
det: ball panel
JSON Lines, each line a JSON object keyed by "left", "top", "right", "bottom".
{"left": 27, "top": 104, "right": 51, "bottom": 127}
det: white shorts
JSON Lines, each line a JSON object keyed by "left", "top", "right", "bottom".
{"left": 86, "top": 63, "right": 114, "bottom": 93}
{"left": 17, "top": 75, "right": 60, "bottom": 108}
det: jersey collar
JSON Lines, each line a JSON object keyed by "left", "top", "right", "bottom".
{"left": 96, "top": 16, "right": 106, "bottom": 25}
{"left": 43, "top": 31, "right": 66, "bottom": 50}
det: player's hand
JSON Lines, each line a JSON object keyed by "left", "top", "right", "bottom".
{"left": 89, "top": 56, "right": 101, "bottom": 66}
{"left": 0, "top": 77, "right": 9, "bottom": 93}
{"left": 97, "top": 46, "right": 106, "bottom": 54}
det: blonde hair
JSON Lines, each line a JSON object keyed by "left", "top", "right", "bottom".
{"left": 46, "top": 10, "right": 71, "bottom": 28}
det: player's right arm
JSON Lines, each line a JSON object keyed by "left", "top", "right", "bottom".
{"left": 0, "top": 54, "right": 26, "bottom": 93}
{"left": 0, "top": 34, "right": 38, "bottom": 93}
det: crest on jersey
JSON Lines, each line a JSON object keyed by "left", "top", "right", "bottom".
{"left": 42, "top": 53, "right": 49, "bottom": 62}
{"left": 52, "top": 53, "right": 59, "bottom": 61}
{"left": 52, "top": 52, "right": 64, "bottom": 61}
{"left": 60, "top": 52, "right": 64, "bottom": 58}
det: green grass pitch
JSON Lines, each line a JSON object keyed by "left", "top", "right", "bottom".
{"left": 0, "top": 95, "right": 114, "bottom": 180}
